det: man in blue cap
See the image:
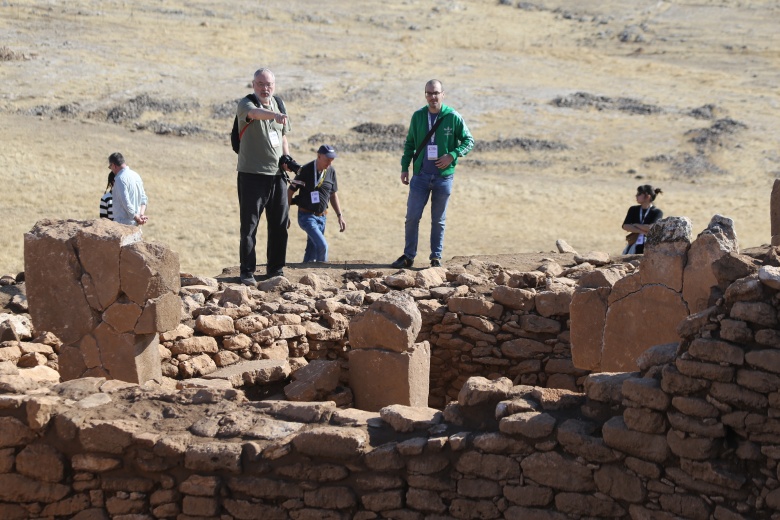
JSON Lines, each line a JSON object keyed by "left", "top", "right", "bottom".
{"left": 287, "top": 144, "right": 346, "bottom": 262}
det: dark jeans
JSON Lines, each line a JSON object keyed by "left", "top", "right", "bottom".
{"left": 237, "top": 172, "right": 288, "bottom": 275}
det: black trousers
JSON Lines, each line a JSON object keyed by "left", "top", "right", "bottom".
{"left": 237, "top": 172, "right": 288, "bottom": 275}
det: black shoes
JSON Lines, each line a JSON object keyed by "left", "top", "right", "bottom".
{"left": 239, "top": 272, "right": 257, "bottom": 286}
{"left": 259, "top": 269, "right": 284, "bottom": 281}
{"left": 430, "top": 259, "right": 442, "bottom": 267}
{"left": 391, "top": 255, "right": 414, "bottom": 269}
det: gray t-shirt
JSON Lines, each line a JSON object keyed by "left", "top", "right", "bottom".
{"left": 236, "top": 96, "right": 291, "bottom": 175}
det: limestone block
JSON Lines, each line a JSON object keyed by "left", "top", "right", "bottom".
{"left": 204, "top": 359, "right": 291, "bottom": 387}
{"left": 731, "top": 301, "right": 777, "bottom": 327}
{"left": 491, "top": 286, "right": 535, "bottom": 311}
{"left": 170, "top": 336, "right": 218, "bottom": 355}
{"left": 712, "top": 252, "right": 759, "bottom": 285}
{"left": 683, "top": 218, "right": 739, "bottom": 313}
{"left": 120, "top": 241, "right": 180, "bottom": 305}
{"left": 349, "top": 342, "right": 430, "bottom": 412}
{"left": 535, "top": 282, "right": 574, "bottom": 318}
{"left": 24, "top": 220, "right": 100, "bottom": 345}
{"left": 448, "top": 296, "right": 504, "bottom": 319}
{"left": 284, "top": 360, "right": 340, "bottom": 402}
{"left": 771, "top": 179, "right": 780, "bottom": 236}
{"left": 349, "top": 291, "right": 422, "bottom": 352}
{"left": 0, "top": 473, "right": 70, "bottom": 503}
{"left": 578, "top": 267, "right": 626, "bottom": 289}
{"left": 602, "top": 285, "right": 688, "bottom": 372}
{"left": 184, "top": 443, "right": 242, "bottom": 473}
{"left": 570, "top": 287, "right": 610, "bottom": 371}
{"left": 520, "top": 452, "right": 596, "bottom": 492}
{"left": 602, "top": 416, "right": 669, "bottom": 463}
{"left": 457, "top": 376, "right": 513, "bottom": 407}
{"left": 724, "top": 275, "right": 765, "bottom": 306}
{"left": 0, "top": 314, "right": 33, "bottom": 340}
{"left": 379, "top": 404, "right": 442, "bottom": 432}
{"left": 0, "top": 416, "right": 35, "bottom": 448}
{"left": 640, "top": 241, "right": 689, "bottom": 293}
{"left": 500, "top": 411, "right": 557, "bottom": 438}
{"left": 15, "top": 444, "right": 64, "bottom": 482}
{"left": 75, "top": 219, "right": 142, "bottom": 311}
{"left": 135, "top": 292, "right": 181, "bottom": 334}
{"left": 292, "top": 426, "right": 367, "bottom": 459}
{"left": 79, "top": 419, "right": 142, "bottom": 454}
{"left": 102, "top": 300, "right": 143, "bottom": 333}
{"left": 607, "top": 272, "right": 642, "bottom": 305}
{"left": 195, "top": 314, "right": 235, "bottom": 337}
{"left": 92, "top": 322, "right": 162, "bottom": 384}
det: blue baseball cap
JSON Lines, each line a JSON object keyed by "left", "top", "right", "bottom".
{"left": 317, "top": 144, "right": 337, "bottom": 158}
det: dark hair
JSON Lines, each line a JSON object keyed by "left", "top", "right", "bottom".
{"left": 105, "top": 172, "right": 115, "bottom": 193}
{"left": 108, "top": 152, "right": 125, "bottom": 167}
{"left": 637, "top": 184, "right": 663, "bottom": 201}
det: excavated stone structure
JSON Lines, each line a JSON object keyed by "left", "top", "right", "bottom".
{"left": 23, "top": 219, "right": 180, "bottom": 384}
{"left": 348, "top": 291, "right": 430, "bottom": 411}
{"left": 7, "top": 210, "right": 780, "bottom": 517}
{"left": 571, "top": 215, "right": 740, "bottom": 372}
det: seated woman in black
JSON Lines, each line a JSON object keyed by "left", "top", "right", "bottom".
{"left": 622, "top": 184, "right": 663, "bottom": 254}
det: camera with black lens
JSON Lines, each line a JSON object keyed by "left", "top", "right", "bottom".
{"left": 278, "top": 154, "right": 302, "bottom": 174}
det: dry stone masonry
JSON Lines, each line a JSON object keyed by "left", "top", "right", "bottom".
{"left": 4, "top": 213, "right": 780, "bottom": 517}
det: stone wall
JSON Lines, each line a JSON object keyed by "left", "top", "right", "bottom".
{"left": 3, "top": 218, "right": 780, "bottom": 517}
{"left": 169, "top": 257, "right": 590, "bottom": 409}
{"left": 571, "top": 215, "right": 742, "bottom": 373}
{"left": 2, "top": 237, "right": 780, "bottom": 518}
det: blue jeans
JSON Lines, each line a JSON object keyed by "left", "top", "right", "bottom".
{"left": 404, "top": 171, "right": 453, "bottom": 261}
{"left": 298, "top": 211, "right": 328, "bottom": 262}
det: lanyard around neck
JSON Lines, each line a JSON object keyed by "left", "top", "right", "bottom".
{"left": 639, "top": 206, "right": 652, "bottom": 224}
{"left": 313, "top": 164, "right": 326, "bottom": 189}
{"left": 428, "top": 112, "right": 439, "bottom": 144}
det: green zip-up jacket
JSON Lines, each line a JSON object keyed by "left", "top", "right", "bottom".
{"left": 400, "top": 104, "right": 474, "bottom": 177}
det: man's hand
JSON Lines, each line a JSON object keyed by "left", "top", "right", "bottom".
{"left": 337, "top": 215, "right": 346, "bottom": 232}
{"left": 274, "top": 112, "right": 288, "bottom": 125}
{"left": 435, "top": 154, "right": 454, "bottom": 169}
{"left": 401, "top": 171, "right": 410, "bottom": 185}
{"left": 135, "top": 215, "right": 149, "bottom": 225}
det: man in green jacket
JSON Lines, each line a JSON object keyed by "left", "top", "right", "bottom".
{"left": 392, "top": 79, "right": 475, "bottom": 269}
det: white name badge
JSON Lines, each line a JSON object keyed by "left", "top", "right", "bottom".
{"left": 310, "top": 191, "right": 320, "bottom": 204}
{"left": 427, "top": 145, "right": 438, "bottom": 160}
{"left": 269, "top": 130, "right": 281, "bottom": 148}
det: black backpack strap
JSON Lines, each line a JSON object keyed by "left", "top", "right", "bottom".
{"left": 412, "top": 115, "right": 445, "bottom": 162}
{"left": 240, "top": 94, "right": 285, "bottom": 142}
{"left": 274, "top": 95, "right": 286, "bottom": 115}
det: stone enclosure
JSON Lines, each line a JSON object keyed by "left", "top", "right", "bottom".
{"left": 2, "top": 203, "right": 780, "bottom": 518}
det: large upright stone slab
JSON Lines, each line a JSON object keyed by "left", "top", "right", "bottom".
{"left": 348, "top": 291, "right": 421, "bottom": 352}
{"left": 602, "top": 285, "right": 688, "bottom": 372}
{"left": 771, "top": 179, "right": 780, "bottom": 245}
{"left": 682, "top": 215, "right": 739, "bottom": 314}
{"left": 24, "top": 219, "right": 180, "bottom": 385}
{"left": 570, "top": 287, "right": 610, "bottom": 371}
{"left": 25, "top": 220, "right": 139, "bottom": 344}
{"left": 349, "top": 342, "right": 431, "bottom": 412}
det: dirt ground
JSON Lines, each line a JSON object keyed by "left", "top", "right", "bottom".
{"left": 1, "top": 0, "right": 779, "bottom": 278}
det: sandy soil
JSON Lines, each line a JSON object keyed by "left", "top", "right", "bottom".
{"left": 1, "top": 0, "right": 779, "bottom": 278}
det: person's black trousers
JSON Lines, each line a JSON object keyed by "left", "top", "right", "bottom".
{"left": 237, "top": 172, "right": 288, "bottom": 276}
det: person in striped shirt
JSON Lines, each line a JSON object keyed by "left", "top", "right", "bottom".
{"left": 99, "top": 172, "right": 115, "bottom": 220}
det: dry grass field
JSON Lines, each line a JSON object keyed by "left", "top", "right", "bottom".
{"left": 1, "top": 0, "right": 779, "bottom": 277}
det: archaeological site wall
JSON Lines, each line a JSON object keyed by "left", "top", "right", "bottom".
{"left": 2, "top": 213, "right": 780, "bottom": 518}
